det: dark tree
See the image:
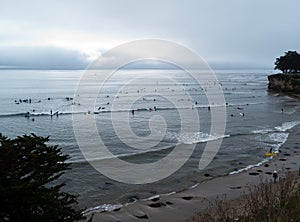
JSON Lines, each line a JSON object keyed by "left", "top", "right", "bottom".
{"left": 275, "top": 51, "right": 300, "bottom": 73}
{"left": 0, "top": 134, "right": 84, "bottom": 222}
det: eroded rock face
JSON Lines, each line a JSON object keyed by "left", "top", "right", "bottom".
{"left": 268, "top": 74, "right": 300, "bottom": 93}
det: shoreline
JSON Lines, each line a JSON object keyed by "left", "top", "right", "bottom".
{"left": 85, "top": 124, "right": 300, "bottom": 222}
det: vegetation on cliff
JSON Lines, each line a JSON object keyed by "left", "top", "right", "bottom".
{"left": 275, "top": 51, "right": 300, "bottom": 74}
{"left": 191, "top": 173, "right": 300, "bottom": 222}
{"left": 268, "top": 51, "right": 300, "bottom": 94}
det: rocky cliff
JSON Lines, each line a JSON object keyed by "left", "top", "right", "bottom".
{"left": 268, "top": 74, "right": 300, "bottom": 94}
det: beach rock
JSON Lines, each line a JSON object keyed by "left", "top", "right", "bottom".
{"left": 134, "top": 214, "right": 149, "bottom": 219}
{"left": 248, "top": 172, "right": 260, "bottom": 176}
{"left": 182, "top": 196, "right": 193, "bottom": 200}
{"left": 150, "top": 197, "right": 160, "bottom": 202}
{"left": 230, "top": 186, "right": 242, "bottom": 190}
{"left": 148, "top": 202, "right": 166, "bottom": 208}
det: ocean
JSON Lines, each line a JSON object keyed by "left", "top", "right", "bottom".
{"left": 0, "top": 69, "right": 299, "bottom": 212}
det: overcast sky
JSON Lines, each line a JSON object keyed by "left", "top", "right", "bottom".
{"left": 0, "top": 0, "right": 299, "bottom": 69}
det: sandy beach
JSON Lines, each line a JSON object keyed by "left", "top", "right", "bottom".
{"left": 85, "top": 125, "right": 300, "bottom": 222}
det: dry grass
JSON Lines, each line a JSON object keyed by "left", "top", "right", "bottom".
{"left": 191, "top": 172, "right": 300, "bottom": 222}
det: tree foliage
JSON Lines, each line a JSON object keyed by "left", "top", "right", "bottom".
{"left": 275, "top": 51, "right": 300, "bottom": 73}
{"left": 0, "top": 134, "right": 84, "bottom": 222}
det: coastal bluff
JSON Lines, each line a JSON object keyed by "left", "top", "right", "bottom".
{"left": 268, "top": 73, "right": 300, "bottom": 94}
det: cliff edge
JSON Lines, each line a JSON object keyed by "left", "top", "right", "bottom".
{"left": 268, "top": 74, "right": 300, "bottom": 94}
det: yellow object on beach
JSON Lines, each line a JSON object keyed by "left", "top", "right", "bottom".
{"left": 264, "top": 152, "right": 277, "bottom": 157}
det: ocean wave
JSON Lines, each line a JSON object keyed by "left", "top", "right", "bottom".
{"left": 274, "top": 121, "right": 300, "bottom": 132}
{"left": 229, "top": 158, "right": 270, "bottom": 175}
{"left": 176, "top": 132, "right": 230, "bottom": 145}
{"left": 0, "top": 111, "right": 87, "bottom": 118}
{"left": 83, "top": 203, "right": 123, "bottom": 215}
{"left": 1, "top": 100, "right": 271, "bottom": 118}
{"left": 251, "top": 120, "right": 300, "bottom": 135}
{"left": 251, "top": 128, "right": 275, "bottom": 134}
{"left": 70, "top": 132, "right": 230, "bottom": 164}
{"left": 230, "top": 121, "right": 297, "bottom": 175}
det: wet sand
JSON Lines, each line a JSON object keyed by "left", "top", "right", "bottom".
{"left": 85, "top": 125, "right": 300, "bottom": 222}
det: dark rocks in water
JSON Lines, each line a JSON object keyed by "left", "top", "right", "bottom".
{"left": 150, "top": 197, "right": 160, "bottom": 202}
{"left": 283, "top": 153, "right": 291, "bottom": 156}
{"left": 257, "top": 170, "right": 263, "bottom": 173}
{"left": 264, "top": 164, "right": 270, "bottom": 167}
{"left": 279, "top": 158, "right": 287, "bottom": 161}
{"left": 182, "top": 196, "right": 193, "bottom": 200}
{"left": 265, "top": 172, "right": 273, "bottom": 175}
{"left": 249, "top": 172, "right": 260, "bottom": 176}
{"left": 204, "top": 173, "right": 211, "bottom": 177}
{"left": 165, "top": 201, "right": 173, "bottom": 205}
{"left": 148, "top": 202, "right": 166, "bottom": 208}
{"left": 126, "top": 195, "right": 139, "bottom": 203}
{"left": 230, "top": 186, "right": 242, "bottom": 190}
{"left": 135, "top": 214, "right": 149, "bottom": 219}
{"left": 113, "top": 207, "right": 121, "bottom": 212}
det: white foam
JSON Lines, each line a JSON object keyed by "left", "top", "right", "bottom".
{"left": 229, "top": 158, "right": 269, "bottom": 175}
{"left": 231, "top": 127, "right": 292, "bottom": 175}
{"left": 83, "top": 203, "right": 123, "bottom": 215}
{"left": 274, "top": 121, "right": 300, "bottom": 132}
{"left": 146, "top": 195, "right": 160, "bottom": 201}
{"left": 251, "top": 120, "right": 300, "bottom": 135}
{"left": 251, "top": 128, "right": 275, "bottom": 134}
{"left": 172, "top": 131, "right": 230, "bottom": 145}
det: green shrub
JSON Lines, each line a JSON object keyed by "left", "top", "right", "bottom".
{"left": 0, "top": 134, "right": 84, "bottom": 222}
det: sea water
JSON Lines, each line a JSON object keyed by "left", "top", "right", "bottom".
{"left": 0, "top": 69, "right": 299, "bottom": 210}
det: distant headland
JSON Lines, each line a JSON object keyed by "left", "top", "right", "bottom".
{"left": 268, "top": 51, "right": 300, "bottom": 96}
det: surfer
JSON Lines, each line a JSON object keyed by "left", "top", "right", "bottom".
{"left": 281, "top": 108, "right": 283, "bottom": 113}
{"left": 131, "top": 109, "right": 135, "bottom": 115}
{"left": 50, "top": 110, "right": 53, "bottom": 116}
{"left": 273, "top": 171, "right": 278, "bottom": 183}
{"left": 25, "top": 112, "right": 30, "bottom": 118}
{"left": 269, "top": 148, "right": 273, "bottom": 153}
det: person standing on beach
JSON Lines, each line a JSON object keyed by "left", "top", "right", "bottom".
{"left": 273, "top": 171, "right": 278, "bottom": 183}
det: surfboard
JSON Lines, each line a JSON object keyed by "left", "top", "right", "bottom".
{"left": 264, "top": 152, "right": 277, "bottom": 157}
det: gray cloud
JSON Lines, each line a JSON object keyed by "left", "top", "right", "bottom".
{"left": 0, "top": 46, "right": 88, "bottom": 69}
{"left": 0, "top": 0, "right": 300, "bottom": 69}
